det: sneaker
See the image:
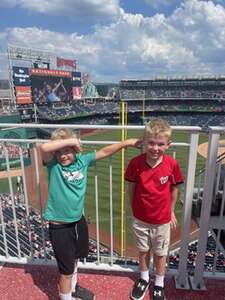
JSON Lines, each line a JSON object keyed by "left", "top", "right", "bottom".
{"left": 130, "top": 278, "right": 149, "bottom": 300}
{"left": 152, "top": 285, "right": 166, "bottom": 300}
{"left": 72, "top": 284, "right": 95, "bottom": 300}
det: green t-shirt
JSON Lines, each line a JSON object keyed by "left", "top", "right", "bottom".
{"left": 44, "top": 151, "right": 96, "bottom": 222}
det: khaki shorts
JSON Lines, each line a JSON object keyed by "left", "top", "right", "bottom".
{"left": 132, "top": 218, "right": 170, "bottom": 256}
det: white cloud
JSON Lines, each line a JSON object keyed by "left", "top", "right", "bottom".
{"left": 144, "top": 0, "right": 179, "bottom": 9}
{"left": 0, "top": 0, "right": 121, "bottom": 20}
{"left": 169, "top": 0, "right": 225, "bottom": 61}
{"left": 1, "top": 0, "right": 225, "bottom": 81}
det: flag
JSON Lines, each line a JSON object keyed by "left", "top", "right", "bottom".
{"left": 56, "top": 57, "right": 76, "bottom": 68}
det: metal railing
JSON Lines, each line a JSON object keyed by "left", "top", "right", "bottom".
{"left": 0, "top": 123, "right": 225, "bottom": 290}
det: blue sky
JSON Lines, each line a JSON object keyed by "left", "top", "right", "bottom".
{"left": 0, "top": 0, "right": 225, "bottom": 82}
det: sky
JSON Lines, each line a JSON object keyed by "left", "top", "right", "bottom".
{"left": 0, "top": 0, "right": 225, "bottom": 82}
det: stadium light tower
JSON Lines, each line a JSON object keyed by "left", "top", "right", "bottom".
{"left": 7, "top": 45, "right": 52, "bottom": 63}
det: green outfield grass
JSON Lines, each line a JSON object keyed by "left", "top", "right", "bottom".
{"left": 0, "top": 177, "right": 17, "bottom": 193}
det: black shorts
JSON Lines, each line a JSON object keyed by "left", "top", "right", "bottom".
{"left": 49, "top": 215, "right": 89, "bottom": 275}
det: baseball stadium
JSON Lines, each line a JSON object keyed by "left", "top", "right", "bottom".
{"left": 0, "top": 45, "right": 225, "bottom": 299}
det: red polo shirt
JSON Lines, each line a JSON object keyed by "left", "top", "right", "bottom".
{"left": 125, "top": 153, "right": 184, "bottom": 224}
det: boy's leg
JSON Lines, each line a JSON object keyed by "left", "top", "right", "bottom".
{"left": 139, "top": 250, "right": 150, "bottom": 282}
{"left": 70, "top": 259, "right": 96, "bottom": 300}
{"left": 72, "top": 217, "right": 95, "bottom": 300}
{"left": 154, "top": 254, "right": 167, "bottom": 286}
{"left": 151, "top": 223, "right": 170, "bottom": 300}
{"left": 59, "top": 273, "right": 73, "bottom": 299}
{"left": 152, "top": 256, "right": 167, "bottom": 300}
{"left": 131, "top": 219, "right": 152, "bottom": 300}
{"left": 131, "top": 250, "right": 150, "bottom": 300}
{"left": 48, "top": 223, "right": 79, "bottom": 300}
{"left": 133, "top": 218, "right": 151, "bottom": 275}
{"left": 71, "top": 260, "right": 78, "bottom": 293}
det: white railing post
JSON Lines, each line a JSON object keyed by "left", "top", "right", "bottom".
{"left": 109, "top": 160, "right": 114, "bottom": 266}
{"left": 4, "top": 144, "right": 21, "bottom": 258}
{"left": 94, "top": 163, "right": 100, "bottom": 265}
{"left": 33, "top": 147, "right": 47, "bottom": 259}
{"left": 190, "top": 129, "right": 220, "bottom": 290}
{"left": 175, "top": 131, "right": 199, "bottom": 289}
{"left": 19, "top": 146, "right": 34, "bottom": 258}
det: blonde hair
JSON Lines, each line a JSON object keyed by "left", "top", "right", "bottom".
{"left": 144, "top": 118, "right": 172, "bottom": 139}
{"left": 51, "top": 128, "right": 77, "bottom": 141}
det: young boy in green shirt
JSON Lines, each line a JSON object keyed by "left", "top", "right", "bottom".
{"left": 39, "top": 128, "right": 140, "bottom": 300}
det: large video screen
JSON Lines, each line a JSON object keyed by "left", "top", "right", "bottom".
{"left": 30, "top": 69, "right": 72, "bottom": 104}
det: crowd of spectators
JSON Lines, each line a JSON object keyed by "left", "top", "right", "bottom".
{"left": 0, "top": 144, "right": 29, "bottom": 159}
{"left": 37, "top": 101, "right": 118, "bottom": 121}
{"left": 128, "top": 100, "right": 225, "bottom": 113}
{"left": 169, "top": 235, "right": 225, "bottom": 273}
{"left": 35, "top": 97, "right": 225, "bottom": 127}
{"left": 120, "top": 86, "right": 225, "bottom": 100}
{"left": 140, "top": 114, "right": 224, "bottom": 127}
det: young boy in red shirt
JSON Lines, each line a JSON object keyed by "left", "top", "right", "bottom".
{"left": 125, "top": 118, "right": 184, "bottom": 300}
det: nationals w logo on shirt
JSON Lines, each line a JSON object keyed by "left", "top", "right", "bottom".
{"left": 160, "top": 176, "right": 168, "bottom": 184}
{"left": 62, "top": 170, "right": 84, "bottom": 182}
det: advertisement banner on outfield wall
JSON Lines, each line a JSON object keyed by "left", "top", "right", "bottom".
{"left": 30, "top": 68, "right": 72, "bottom": 104}
{"left": 13, "top": 66, "right": 31, "bottom": 86}
{"left": 15, "top": 86, "right": 32, "bottom": 104}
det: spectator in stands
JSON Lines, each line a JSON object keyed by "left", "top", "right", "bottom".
{"left": 16, "top": 175, "right": 23, "bottom": 193}
{"left": 125, "top": 118, "right": 184, "bottom": 300}
{"left": 39, "top": 128, "right": 140, "bottom": 300}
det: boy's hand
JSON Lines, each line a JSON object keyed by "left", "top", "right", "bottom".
{"left": 170, "top": 211, "right": 177, "bottom": 229}
{"left": 124, "top": 138, "right": 143, "bottom": 148}
{"left": 71, "top": 138, "right": 83, "bottom": 152}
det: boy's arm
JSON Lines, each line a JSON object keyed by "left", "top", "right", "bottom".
{"left": 95, "top": 138, "right": 141, "bottom": 161}
{"left": 38, "top": 138, "right": 82, "bottom": 163}
{"left": 170, "top": 185, "right": 179, "bottom": 229}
